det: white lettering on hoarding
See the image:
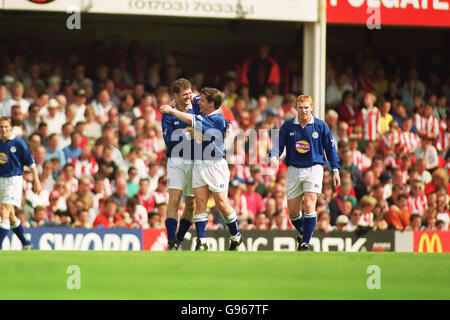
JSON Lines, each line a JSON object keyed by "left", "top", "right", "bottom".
{"left": 38, "top": 232, "right": 141, "bottom": 251}
{"left": 273, "top": 237, "right": 296, "bottom": 251}
{"left": 322, "top": 238, "right": 345, "bottom": 251}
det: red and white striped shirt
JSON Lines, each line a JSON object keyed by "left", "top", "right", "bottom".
{"left": 400, "top": 131, "right": 421, "bottom": 154}
{"left": 414, "top": 114, "right": 439, "bottom": 137}
{"left": 357, "top": 107, "right": 380, "bottom": 141}
{"left": 72, "top": 156, "right": 99, "bottom": 178}
{"left": 380, "top": 131, "right": 402, "bottom": 156}
{"left": 64, "top": 177, "right": 79, "bottom": 194}
{"left": 408, "top": 194, "right": 427, "bottom": 216}
{"left": 435, "top": 120, "right": 449, "bottom": 153}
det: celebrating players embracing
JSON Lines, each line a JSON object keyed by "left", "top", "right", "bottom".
{"left": 160, "top": 88, "right": 242, "bottom": 251}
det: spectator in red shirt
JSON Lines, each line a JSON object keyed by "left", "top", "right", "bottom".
{"left": 338, "top": 90, "right": 360, "bottom": 127}
{"left": 242, "top": 177, "right": 265, "bottom": 221}
{"left": 136, "top": 177, "right": 156, "bottom": 214}
{"left": 93, "top": 197, "right": 123, "bottom": 228}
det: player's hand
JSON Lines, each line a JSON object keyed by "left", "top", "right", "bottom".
{"left": 33, "top": 180, "right": 42, "bottom": 195}
{"left": 333, "top": 171, "right": 341, "bottom": 189}
{"left": 159, "top": 104, "right": 173, "bottom": 114}
{"left": 270, "top": 156, "right": 279, "bottom": 172}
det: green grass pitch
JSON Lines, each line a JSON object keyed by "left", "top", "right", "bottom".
{"left": 0, "top": 251, "right": 448, "bottom": 300}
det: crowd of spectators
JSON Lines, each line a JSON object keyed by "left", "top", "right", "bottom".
{"left": 0, "top": 39, "right": 448, "bottom": 233}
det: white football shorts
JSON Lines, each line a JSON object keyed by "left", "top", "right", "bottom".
{"left": 166, "top": 158, "right": 194, "bottom": 197}
{"left": 193, "top": 158, "right": 230, "bottom": 193}
{"left": 286, "top": 164, "right": 324, "bottom": 199}
{"left": 0, "top": 175, "right": 24, "bottom": 207}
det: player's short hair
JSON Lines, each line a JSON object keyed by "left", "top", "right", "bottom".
{"left": 0, "top": 117, "right": 12, "bottom": 125}
{"left": 296, "top": 95, "right": 313, "bottom": 108}
{"left": 170, "top": 78, "right": 191, "bottom": 95}
{"left": 201, "top": 87, "right": 222, "bottom": 109}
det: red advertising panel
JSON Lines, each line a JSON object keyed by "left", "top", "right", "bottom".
{"left": 413, "top": 231, "right": 450, "bottom": 253}
{"left": 142, "top": 228, "right": 168, "bottom": 251}
{"left": 327, "top": 0, "right": 450, "bottom": 27}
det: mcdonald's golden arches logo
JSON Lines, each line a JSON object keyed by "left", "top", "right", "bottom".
{"left": 418, "top": 233, "right": 443, "bottom": 253}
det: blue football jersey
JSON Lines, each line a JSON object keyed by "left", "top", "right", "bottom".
{"left": 0, "top": 134, "right": 35, "bottom": 177}
{"left": 162, "top": 108, "right": 196, "bottom": 160}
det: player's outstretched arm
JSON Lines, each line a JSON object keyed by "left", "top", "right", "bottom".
{"left": 160, "top": 105, "right": 193, "bottom": 125}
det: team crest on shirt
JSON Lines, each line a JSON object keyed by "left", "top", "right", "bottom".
{"left": 312, "top": 132, "right": 319, "bottom": 139}
{"left": 296, "top": 140, "right": 310, "bottom": 153}
{"left": 10, "top": 146, "right": 16, "bottom": 153}
{"left": 0, "top": 153, "right": 8, "bottom": 164}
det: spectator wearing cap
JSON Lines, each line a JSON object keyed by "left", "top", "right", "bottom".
{"left": 2, "top": 75, "right": 14, "bottom": 100}
{"left": 45, "top": 98, "right": 66, "bottom": 135}
{"left": 242, "top": 177, "right": 265, "bottom": 221}
{"left": 263, "top": 107, "right": 280, "bottom": 130}
{"left": 93, "top": 197, "right": 123, "bottom": 228}
{"left": 335, "top": 214, "right": 349, "bottom": 231}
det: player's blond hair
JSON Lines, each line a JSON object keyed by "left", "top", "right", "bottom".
{"left": 296, "top": 95, "right": 313, "bottom": 108}
{"left": 0, "top": 117, "right": 12, "bottom": 125}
